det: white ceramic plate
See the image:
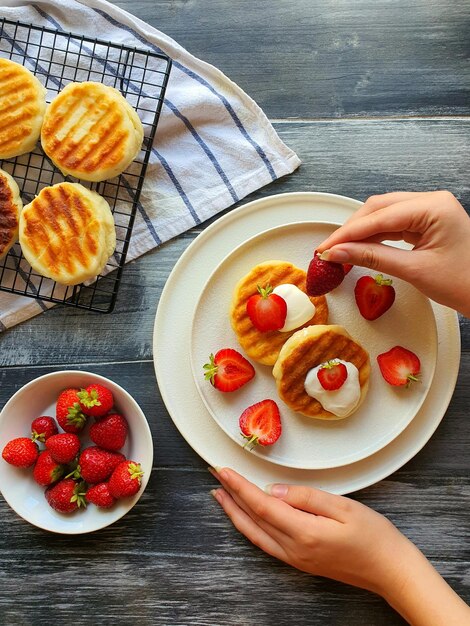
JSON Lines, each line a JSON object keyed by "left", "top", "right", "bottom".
{"left": 153, "top": 192, "right": 460, "bottom": 494}
{"left": 0, "top": 371, "right": 153, "bottom": 533}
{"left": 190, "top": 221, "right": 437, "bottom": 470}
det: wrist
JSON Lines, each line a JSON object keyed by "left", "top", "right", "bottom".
{"left": 380, "top": 540, "right": 470, "bottom": 626}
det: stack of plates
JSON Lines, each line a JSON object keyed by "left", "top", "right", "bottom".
{"left": 154, "top": 193, "right": 460, "bottom": 494}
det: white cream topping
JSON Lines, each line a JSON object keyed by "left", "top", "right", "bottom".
{"left": 304, "top": 359, "right": 361, "bottom": 417}
{"left": 272, "top": 284, "right": 315, "bottom": 332}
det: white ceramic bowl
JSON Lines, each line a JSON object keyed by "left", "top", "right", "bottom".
{"left": 0, "top": 370, "right": 153, "bottom": 534}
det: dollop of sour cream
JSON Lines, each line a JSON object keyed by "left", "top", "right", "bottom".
{"left": 272, "top": 284, "right": 315, "bottom": 332}
{"left": 304, "top": 359, "right": 361, "bottom": 417}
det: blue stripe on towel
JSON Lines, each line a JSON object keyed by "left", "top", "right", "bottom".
{"left": 34, "top": 6, "right": 238, "bottom": 207}
{"left": 91, "top": 7, "right": 277, "bottom": 181}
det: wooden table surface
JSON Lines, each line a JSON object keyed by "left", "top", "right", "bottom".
{"left": 1, "top": 1, "right": 469, "bottom": 624}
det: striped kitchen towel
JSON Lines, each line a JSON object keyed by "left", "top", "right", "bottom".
{"left": 0, "top": 0, "right": 300, "bottom": 331}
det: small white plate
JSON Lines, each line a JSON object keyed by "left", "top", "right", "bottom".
{"left": 153, "top": 192, "right": 460, "bottom": 494}
{"left": 0, "top": 371, "right": 153, "bottom": 534}
{"left": 190, "top": 221, "right": 437, "bottom": 470}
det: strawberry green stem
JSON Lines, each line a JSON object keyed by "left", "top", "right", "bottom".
{"left": 242, "top": 434, "right": 259, "bottom": 450}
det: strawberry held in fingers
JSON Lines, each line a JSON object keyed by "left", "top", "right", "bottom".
{"left": 33, "top": 450, "right": 64, "bottom": 486}
{"left": 317, "top": 360, "right": 348, "bottom": 391}
{"left": 90, "top": 413, "right": 128, "bottom": 451}
{"left": 354, "top": 274, "right": 396, "bottom": 320}
{"left": 109, "top": 461, "right": 144, "bottom": 498}
{"left": 204, "top": 348, "right": 255, "bottom": 392}
{"left": 239, "top": 399, "right": 282, "bottom": 449}
{"left": 77, "top": 383, "right": 114, "bottom": 418}
{"left": 45, "top": 433, "right": 81, "bottom": 464}
{"left": 377, "top": 346, "right": 421, "bottom": 387}
{"left": 2, "top": 437, "right": 38, "bottom": 468}
{"left": 56, "top": 388, "right": 87, "bottom": 433}
{"left": 306, "top": 252, "right": 345, "bottom": 296}
{"left": 246, "top": 284, "right": 287, "bottom": 332}
{"left": 31, "top": 416, "right": 58, "bottom": 443}
{"left": 86, "top": 482, "right": 116, "bottom": 508}
{"left": 45, "top": 479, "right": 87, "bottom": 513}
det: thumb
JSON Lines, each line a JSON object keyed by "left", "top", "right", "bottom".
{"left": 266, "top": 483, "right": 350, "bottom": 522}
{"left": 322, "top": 242, "right": 413, "bottom": 282}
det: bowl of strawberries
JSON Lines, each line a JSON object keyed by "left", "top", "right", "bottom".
{"left": 0, "top": 370, "right": 153, "bottom": 533}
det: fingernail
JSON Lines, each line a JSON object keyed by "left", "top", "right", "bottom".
{"left": 265, "top": 483, "right": 289, "bottom": 498}
{"left": 210, "top": 488, "right": 222, "bottom": 503}
{"left": 321, "top": 248, "right": 350, "bottom": 263}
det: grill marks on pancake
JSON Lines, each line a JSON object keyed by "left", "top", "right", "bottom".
{"left": 231, "top": 262, "right": 329, "bottom": 365}
{"left": 0, "top": 173, "right": 18, "bottom": 254}
{"left": 0, "top": 63, "right": 41, "bottom": 155}
{"left": 42, "top": 86, "right": 130, "bottom": 176}
{"left": 23, "top": 186, "right": 97, "bottom": 275}
{"left": 278, "top": 330, "right": 369, "bottom": 416}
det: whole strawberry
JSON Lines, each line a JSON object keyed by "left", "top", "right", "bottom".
{"left": 46, "top": 433, "right": 81, "bottom": 464}
{"left": 45, "top": 479, "right": 87, "bottom": 513}
{"left": 2, "top": 437, "right": 38, "bottom": 467}
{"left": 77, "top": 446, "right": 125, "bottom": 484}
{"left": 56, "top": 388, "right": 87, "bottom": 433}
{"left": 109, "top": 461, "right": 144, "bottom": 499}
{"left": 31, "top": 416, "right": 58, "bottom": 443}
{"left": 306, "top": 251, "right": 345, "bottom": 296}
{"left": 86, "top": 482, "right": 116, "bottom": 508}
{"left": 90, "top": 413, "right": 128, "bottom": 451}
{"left": 33, "top": 450, "right": 64, "bottom": 486}
{"left": 77, "top": 383, "right": 114, "bottom": 418}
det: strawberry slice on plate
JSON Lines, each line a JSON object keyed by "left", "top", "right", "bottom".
{"left": 354, "top": 274, "right": 395, "bottom": 320}
{"left": 239, "top": 399, "right": 282, "bottom": 448}
{"left": 204, "top": 348, "right": 255, "bottom": 392}
{"left": 317, "top": 360, "right": 348, "bottom": 390}
{"left": 306, "top": 251, "right": 345, "bottom": 296}
{"left": 377, "top": 346, "right": 421, "bottom": 387}
{"left": 246, "top": 284, "right": 287, "bottom": 332}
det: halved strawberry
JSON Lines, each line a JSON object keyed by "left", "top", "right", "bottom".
{"left": 204, "top": 349, "right": 255, "bottom": 392}
{"left": 343, "top": 263, "right": 354, "bottom": 275}
{"left": 377, "top": 346, "right": 421, "bottom": 387}
{"left": 306, "top": 252, "right": 345, "bottom": 296}
{"left": 246, "top": 284, "right": 287, "bottom": 332}
{"left": 354, "top": 274, "right": 395, "bottom": 320}
{"left": 317, "top": 360, "right": 348, "bottom": 391}
{"left": 239, "top": 399, "right": 282, "bottom": 448}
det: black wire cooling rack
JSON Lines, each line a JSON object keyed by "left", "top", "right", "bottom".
{"left": 0, "top": 18, "right": 171, "bottom": 313}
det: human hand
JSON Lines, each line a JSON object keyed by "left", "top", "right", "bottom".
{"left": 210, "top": 467, "right": 470, "bottom": 626}
{"left": 210, "top": 466, "right": 412, "bottom": 595}
{"left": 317, "top": 191, "right": 470, "bottom": 317}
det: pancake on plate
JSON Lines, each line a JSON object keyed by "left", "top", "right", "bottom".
{"left": 230, "top": 260, "right": 329, "bottom": 366}
{"left": 41, "top": 82, "right": 144, "bottom": 182}
{"left": 272, "top": 324, "right": 370, "bottom": 420}
{"left": 0, "top": 58, "right": 47, "bottom": 159}
{"left": 0, "top": 168, "right": 23, "bottom": 259}
{"left": 19, "top": 182, "right": 116, "bottom": 285}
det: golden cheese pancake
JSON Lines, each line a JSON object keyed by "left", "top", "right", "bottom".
{"left": 0, "top": 168, "right": 22, "bottom": 259}
{"left": 230, "top": 260, "right": 329, "bottom": 366}
{"left": 0, "top": 58, "right": 47, "bottom": 159}
{"left": 273, "top": 324, "right": 370, "bottom": 420}
{"left": 41, "top": 82, "right": 144, "bottom": 182}
{"left": 19, "top": 182, "right": 116, "bottom": 285}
